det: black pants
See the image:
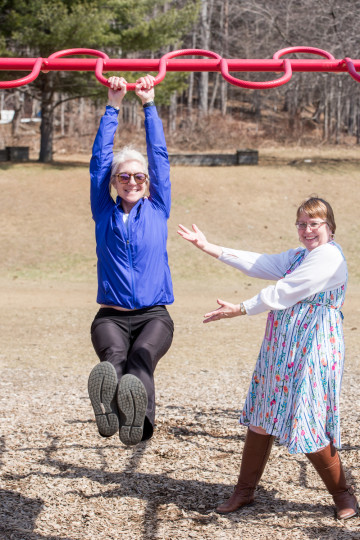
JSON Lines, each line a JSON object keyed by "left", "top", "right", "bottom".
{"left": 91, "top": 305, "right": 174, "bottom": 439}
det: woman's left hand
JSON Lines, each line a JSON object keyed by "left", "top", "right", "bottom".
{"left": 203, "top": 299, "right": 241, "bottom": 323}
{"left": 135, "top": 74, "right": 155, "bottom": 105}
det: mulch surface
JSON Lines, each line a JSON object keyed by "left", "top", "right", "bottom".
{"left": 1, "top": 157, "right": 360, "bottom": 539}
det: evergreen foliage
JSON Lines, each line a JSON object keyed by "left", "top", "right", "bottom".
{"left": 0, "top": 0, "right": 200, "bottom": 161}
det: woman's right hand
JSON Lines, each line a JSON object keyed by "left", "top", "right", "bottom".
{"left": 107, "top": 76, "right": 127, "bottom": 109}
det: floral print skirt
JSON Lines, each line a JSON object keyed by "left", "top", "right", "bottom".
{"left": 240, "top": 287, "right": 346, "bottom": 454}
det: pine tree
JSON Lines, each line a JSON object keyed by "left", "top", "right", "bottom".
{"left": 0, "top": 0, "right": 200, "bottom": 161}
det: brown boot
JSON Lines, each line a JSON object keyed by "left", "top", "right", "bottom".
{"left": 306, "top": 443, "right": 359, "bottom": 520}
{"left": 216, "top": 429, "right": 274, "bottom": 514}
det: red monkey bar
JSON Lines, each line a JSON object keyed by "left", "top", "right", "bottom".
{"left": 1, "top": 47, "right": 360, "bottom": 90}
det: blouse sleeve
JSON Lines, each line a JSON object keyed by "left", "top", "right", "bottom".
{"left": 242, "top": 242, "right": 347, "bottom": 316}
{"left": 219, "top": 247, "right": 300, "bottom": 280}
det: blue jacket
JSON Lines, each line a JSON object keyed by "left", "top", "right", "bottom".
{"left": 90, "top": 105, "right": 174, "bottom": 309}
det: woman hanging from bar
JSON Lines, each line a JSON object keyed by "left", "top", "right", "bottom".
{"left": 178, "top": 197, "right": 358, "bottom": 520}
{"left": 87, "top": 75, "right": 174, "bottom": 446}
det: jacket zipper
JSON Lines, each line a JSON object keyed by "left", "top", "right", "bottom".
{"left": 126, "top": 220, "right": 136, "bottom": 306}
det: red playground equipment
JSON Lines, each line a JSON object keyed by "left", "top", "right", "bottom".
{"left": 1, "top": 47, "right": 360, "bottom": 90}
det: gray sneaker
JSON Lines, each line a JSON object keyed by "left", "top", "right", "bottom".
{"left": 88, "top": 362, "right": 119, "bottom": 437}
{"left": 117, "top": 374, "right": 148, "bottom": 446}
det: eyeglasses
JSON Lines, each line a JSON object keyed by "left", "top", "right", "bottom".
{"left": 295, "top": 221, "right": 327, "bottom": 230}
{"left": 112, "top": 172, "right": 148, "bottom": 184}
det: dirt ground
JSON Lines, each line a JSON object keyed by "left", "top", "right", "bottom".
{"left": 1, "top": 147, "right": 360, "bottom": 540}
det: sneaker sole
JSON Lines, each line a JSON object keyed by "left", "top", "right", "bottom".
{"left": 88, "top": 362, "right": 119, "bottom": 437}
{"left": 117, "top": 374, "right": 148, "bottom": 446}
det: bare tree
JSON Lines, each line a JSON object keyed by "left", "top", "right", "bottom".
{"left": 181, "top": 0, "right": 360, "bottom": 143}
{"left": 220, "top": 0, "right": 229, "bottom": 116}
{"left": 198, "top": 0, "right": 214, "bottom": 117}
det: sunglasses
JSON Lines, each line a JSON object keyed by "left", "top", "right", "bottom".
{"left": 112, "top": 172, "right": 148, "bottom": 184}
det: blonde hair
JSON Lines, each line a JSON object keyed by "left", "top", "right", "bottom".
{"left": 109, "top": 146, "right": 149, "bottom": 196}
{"left": 111, "top": 146, "right": 148, "bottom": 177}
{"left": 296, "top": 197, "right": 336, "bottom": 235}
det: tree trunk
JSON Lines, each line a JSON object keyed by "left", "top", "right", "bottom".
{"left": 199, "top": 0, "right": 212, "bottom": 117}
{"left": 187, "top": 32, "right": 196, "bottom": 120}
{"left": 335, "top": 79, "right": 342, "bottom": 144}
{"left": 169, "top": 90, "right": 177, "bottom": 132}
{"left": 199, "top": 76, "right": 209, "bottom": 118}
{"left": 323, "top": 77, "right": 329, "bottom": 141}
{"left": 328, "top": 83, "right": 334, "bottom": 142}
{"left": 11, "top": 91, "right": 22, "bottom": 138}
{"left": 39, "top": 76, "right": 55, "bottom": 163}
{"left": 79, "top": 97, "right": 85, "bottom": 135}
{"left": 60, "top": 100, "right": 65, "bottom": 137}
{"left": 209, "top": 73, "right": 219, "bottom": 113}
{"left": 220, "top": 0, "right": 229, "bottom": 116}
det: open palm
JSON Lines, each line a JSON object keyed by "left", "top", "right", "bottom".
{"left": 177, "top": 223, "right": 208, "bottom": 250}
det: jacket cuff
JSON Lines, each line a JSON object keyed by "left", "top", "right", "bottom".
{"left": 106, "top": 105, "right": 120, "bottom": 114}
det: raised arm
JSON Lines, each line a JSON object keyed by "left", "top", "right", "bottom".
{"left": 135, "top": 76, "right": 171, "bottom": 217}
{"left": 90, "top": 77, "right": 127, "bottom": 221}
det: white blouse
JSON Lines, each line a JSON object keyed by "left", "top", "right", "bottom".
{"left": 218, "top": 242, "right": 347, "bottom": 316}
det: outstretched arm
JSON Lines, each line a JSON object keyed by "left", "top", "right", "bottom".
{"left": 177, "top": 223, "right": 222, "bottom": 258}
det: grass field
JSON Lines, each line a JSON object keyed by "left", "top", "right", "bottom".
{"left": 0, "top": 148, "right": 360, "bottom": 539}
